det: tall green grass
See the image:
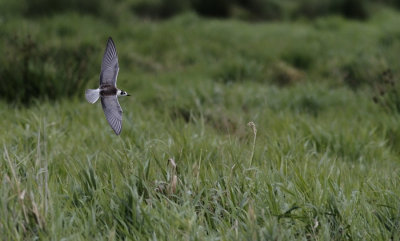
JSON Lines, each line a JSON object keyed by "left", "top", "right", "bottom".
{"left": 1, "top": 8, "right": 400, "bottom": 240}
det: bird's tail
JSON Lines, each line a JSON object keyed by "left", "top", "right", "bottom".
{"left": 85, "top": 89, "right": 100, "bottom": 104}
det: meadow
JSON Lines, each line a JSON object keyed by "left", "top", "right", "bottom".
{"left": 1, "top": 6, "right": 400, "bottom": 240}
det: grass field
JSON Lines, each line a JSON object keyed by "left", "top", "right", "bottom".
{"left": 1, "top": 8, "right": 400, "bottom": 240}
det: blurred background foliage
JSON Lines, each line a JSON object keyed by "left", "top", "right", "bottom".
{"left": 3, "top": 0, "right": 400, "bottom": 20}
{"left": 1, "top": 0, "right": 400, "bottom": 104}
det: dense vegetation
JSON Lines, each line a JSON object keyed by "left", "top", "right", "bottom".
{"left": 1, "top": 2, "right": 400, "bottom": 241}
{"left": 3, "top": 0, "right": 400, "bottom": 21}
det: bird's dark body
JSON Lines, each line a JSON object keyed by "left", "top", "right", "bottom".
{"left": 100, "top": 85, "right": 117, "bottom": 97}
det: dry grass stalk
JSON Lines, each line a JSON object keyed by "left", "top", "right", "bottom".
{"left": 247, "top": 122, "right": 257, "bottom": 166}
{"left": 167, "top": 158, "right": 178, "bottom": 195}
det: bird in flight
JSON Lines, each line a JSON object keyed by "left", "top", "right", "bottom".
{"left": 85, "top": 37, "right": 129, "bottom": 135}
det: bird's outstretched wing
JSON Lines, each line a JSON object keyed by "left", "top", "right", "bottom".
{"left": 101, "top": 96, "right": 123, "bottom": 135}
{"left": 100, "top": 37, "right": 119, "bottom": 86}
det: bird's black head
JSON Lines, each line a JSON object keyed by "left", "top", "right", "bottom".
{"left": 119, "top": 90, "right": 130, "bottom": 96}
